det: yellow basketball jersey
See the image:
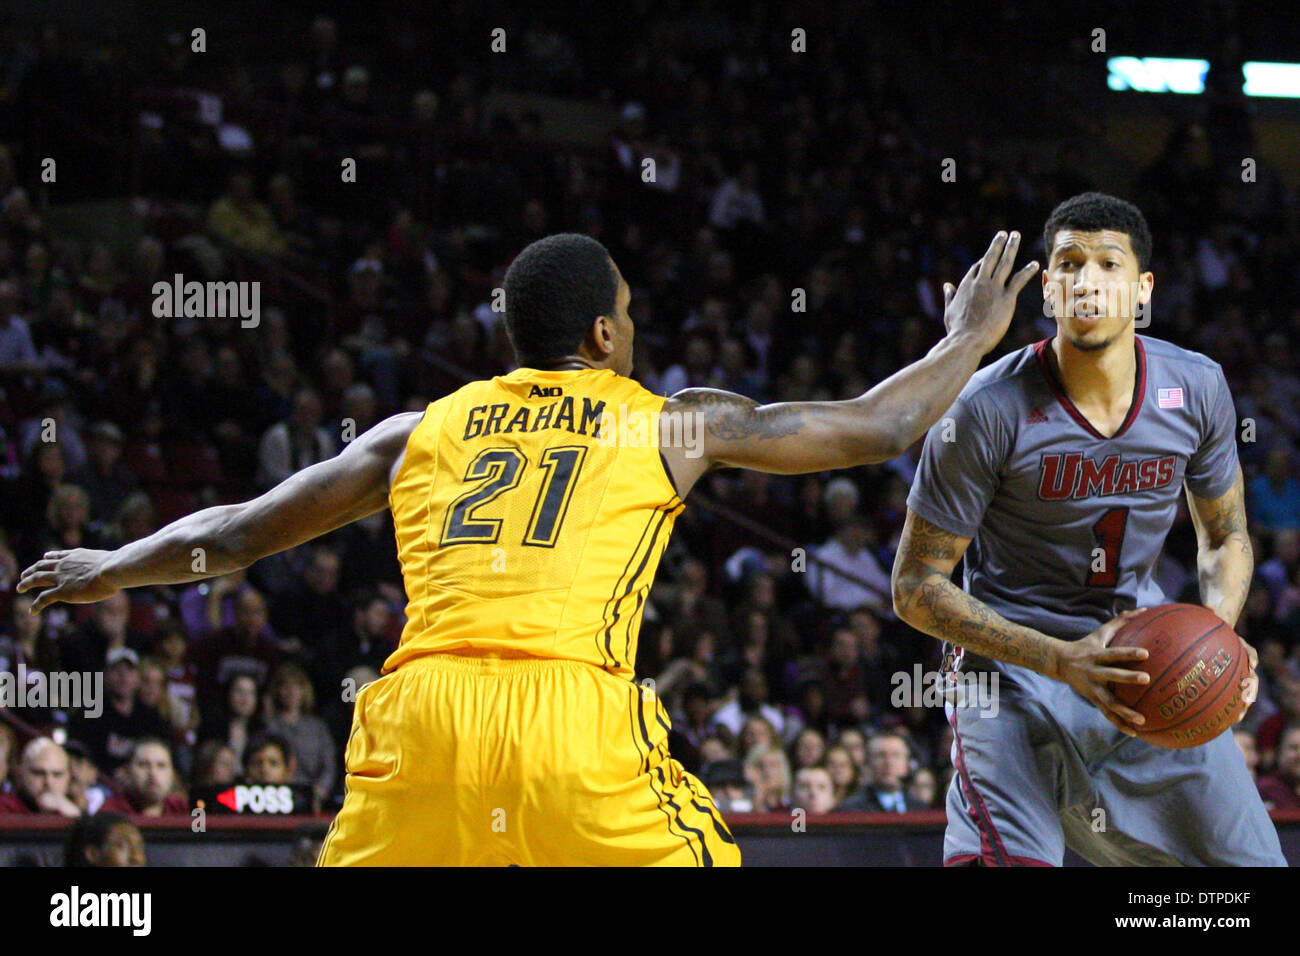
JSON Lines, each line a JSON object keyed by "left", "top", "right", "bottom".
{"left": 384, "top": 367, "right": 684, "bottom": 678}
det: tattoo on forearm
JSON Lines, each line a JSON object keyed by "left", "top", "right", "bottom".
{"left": 1192, "top": 472, "right": 1253, "bottom": 625}
{"left": 906, "top": 567, "right": 1051, "bottom": 672}
{"left": 897, "top": 513, "right": 1051, "bottom": 673}
{"left": 682, "top": 391, "right": 806, "bottom": 441}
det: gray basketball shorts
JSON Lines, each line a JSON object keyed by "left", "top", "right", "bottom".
{"left": 942, "top": 660, "right": 1286, "bottom": 867}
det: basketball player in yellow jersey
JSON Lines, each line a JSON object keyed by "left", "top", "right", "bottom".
{"left": 19, "top": 231, "right": 1037, "bottom": 866}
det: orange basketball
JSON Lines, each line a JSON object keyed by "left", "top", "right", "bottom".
{"left": 1108, "top": 604, "right": 1250, "bottom": 749}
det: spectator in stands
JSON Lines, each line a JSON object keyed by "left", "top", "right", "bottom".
{"left": 150, "top": 621, "right": 199, "bottom": 742}
{"left": 792, "top": 766, "right": 837, "bottom": 815}
{"left": 196, "top": 673, "right": 264, "bottom": 773}
{"left": 256, "top": 386, "right": 334, "bottom": 489}
{"left": 1250, "top": 448, "right": 1300, "bottom": 534}
{"left": 744, "top": 744, "right": 791, "bottom": 812}
{"left": 0, "top": 721, "right": 15, "bottom": 792}
{"left": 907, "top": 767, "right": 940, "bottom": 809}
{"left": 790, "top": 727, "right": 826, "bottom": 770}
{"left": 1234, "top": 729, "right": 1260, "bottom": 781}
{"left": 839, "top": 731, "right": 926, "bottom": 812}
{"left": 69, "top": 422, "right": 138, "bottom": 528}
{"left": 1257, "top": 722, "right": 1300, "bottom": 810}
{"left": 710, "top": 668, "right": 785, "bottom": 739}
{"left": 100, "top": 738, "right": 189, "bottom": 816}
{"left": 700, "top": 759, "right": 752, "bottom": 814}
{"left": 314, "top": 588, "right": 396, "bottom": 696}
{"left": 837, "top": 726, "right": 869, "bottom": 773}
{"left": 270, "top": 544, "right": 347, "bottom": 651}
{"left": 58, "top": 590, "right": 137, "bottom": 674}
{"left": 192, "top": 587, "right": 286, "bottom": 711}
{"left": 1256, "top": 676, "right": 1300, "bottom": 764}
{"left": 243, "top": 732, "right": 296, "bottom": 786}
{"left": 804, "top": 515, "right": 892, "bottom": 616}
{"left": 709, "top": 161, "right": 765, "bottom": 231}
{"left": 63, "top": 812, "right": 147, "bottom": 867}
{"left": 0, "top": 591, "right": 56, "bottom": 684}
{"left": 111, "top": 492, "right": 159, "bottom": 548}
{"left": 206, "top": 171, "right": 286, "bottom": 256}
{"left": 64, "top": 739, "right": 111, "bottom": 815}
{"left": 824, "top": 743, "right": 859, "bottom": 806}
{"left": 822, "top": 627, "right": 873, "bottom": 729}
{"left": 38, "top": 482, "right": 104, "bottom": 555}
{"left": 738, "top": 715, "right": 778, "bottom": 761}
{"left": 192, "top": 740, "right": 238, "bottom": 791}
{"left": 71, "top": 647, "right": 171, "bottom": 773}
{"left": 0, "top": 278, "right": 40, "bottom": 376}
{"left": 264, "top": 663, "right": 336, "bottom": 801}
{"left": 138, "top": 656, "right": 194, "bottom": 756}
{"left": 786, "top": 678, "right": 831, "bottom": 738}
{"left": 0, "top": 737, "right": 80, "bottom": 816}
{"left": 6, "top": 442, "right": 67, "bottom": 552}
{"left": 19, "top": 384, "right": 87, "bottom": 473}
{"left": 1258, "top": 530, "right": 1298, "bottom": 610}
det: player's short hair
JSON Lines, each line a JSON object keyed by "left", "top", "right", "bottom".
{"left": 1043, "top": 192, "right": 1152, "bottom": 271}
{"left": 502, "top": 233, "right": 619, "bottom": 367}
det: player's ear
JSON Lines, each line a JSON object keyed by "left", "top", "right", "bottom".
{"left": 1137, "top": 271, "right": 1154, "bottom": 307}
{"left": 591, "top": 314, "right": 617, "bottom": 357}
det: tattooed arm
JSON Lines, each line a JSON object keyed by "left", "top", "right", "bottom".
{"left": 1186, "top": 468, "right": 1259, "bottom": 715}
{"left": 1185, "top": 468, "right": 1253, "bottom": 628}
{"left": 659, "top": 231, "right": 1039, "bottom": 495}
{"left": 891, "top": 508, "right": 1150, "bottom": 734}
{"left": 891, "top": 509, "right": 1059, "bottom": 673}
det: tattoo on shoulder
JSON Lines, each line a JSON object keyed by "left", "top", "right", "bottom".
{"left": 676, "top": 390, "right": 805, "bottom": 441}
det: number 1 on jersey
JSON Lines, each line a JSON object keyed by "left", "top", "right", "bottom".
{"left": 1087, "top": 506, "right": 1129, "bottom": 588}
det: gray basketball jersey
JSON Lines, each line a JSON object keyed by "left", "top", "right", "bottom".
{"left": 907, "top": 335, "right": 1239, "bottom": 642}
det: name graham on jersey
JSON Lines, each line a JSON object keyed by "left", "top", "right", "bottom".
{"left": 1038, "top": 453, "right": 1177, "bottom": 500}
{"left": 463, "top": 396, "right": 704, "bottom": 456}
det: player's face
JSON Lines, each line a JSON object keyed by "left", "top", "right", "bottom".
{"left": 1042, "top": 230, "right": 1153, "bottom": 353}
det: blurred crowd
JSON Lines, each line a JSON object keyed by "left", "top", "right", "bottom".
{"left": 0, "top": 3, "right": 1299, "bottom": 863}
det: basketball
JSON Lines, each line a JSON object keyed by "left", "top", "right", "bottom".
{"left": 1109, "top": 604, "right": 1251, "bottom": 749}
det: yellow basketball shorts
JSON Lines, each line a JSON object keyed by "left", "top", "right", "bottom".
{"left": 317, "top": 654, "right": 741, "bottom": 866}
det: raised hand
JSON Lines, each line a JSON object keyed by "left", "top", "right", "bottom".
{"left": 943, "top": 230, "right": 1040, "bottom": 354}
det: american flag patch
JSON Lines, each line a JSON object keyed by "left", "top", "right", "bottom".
{"left": 1157, "top": 387, "right": 1184, "bottom": 409}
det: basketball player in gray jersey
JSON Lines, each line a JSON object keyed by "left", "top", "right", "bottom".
{"left": 894, "top": 193, "right": 1286, "bottom": 866}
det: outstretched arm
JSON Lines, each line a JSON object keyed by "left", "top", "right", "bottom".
{"left": 660, "top": 232, "right": 1038, "bottom": 493}
{"left": 18, "top": 412, "right": 423, "bottom": 612}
